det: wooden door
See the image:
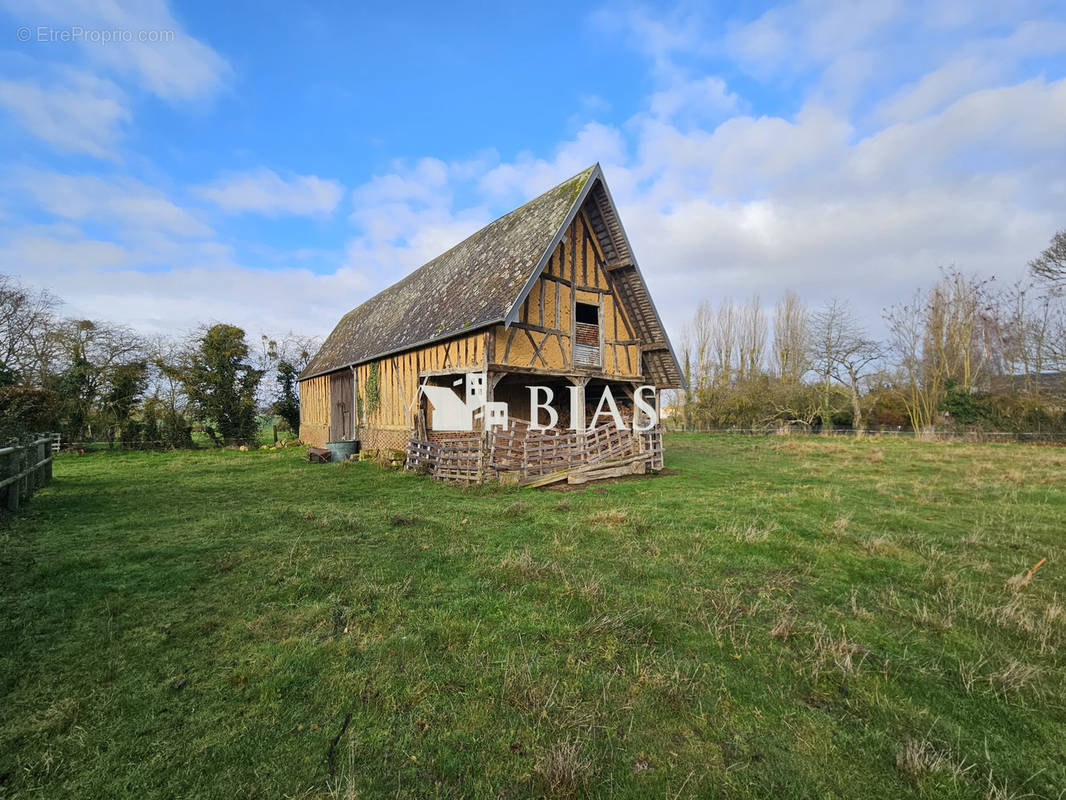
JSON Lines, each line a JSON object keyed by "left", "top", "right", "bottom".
{"left": 329, "top": 372, "right": 354, "bottom": 441}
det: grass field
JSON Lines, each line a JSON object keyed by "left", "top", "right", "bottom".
{"left": 1, "top": 434, "right": 1064, "bottom": 799}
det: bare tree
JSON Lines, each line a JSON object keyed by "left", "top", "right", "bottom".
{"left": 737, "top": 295, "right": 767, "bottom": 381}
{"left": 884, "top": 293, "right": 933, "bottom": 432}
{"left": 0, "top": 274, "right": 61, "bottom": 385}
{"left": 711, "top": 299, "right": 738, "bottom": 388}
{"left": 924, "top": 269, "right": 996, "bottom": 394}
{"left": 884, "top": 269, "right": 997, "bottom": 433}
{"left": 810, "top": 299, "right": 880, "bottom": 431}
{"left": 1030, "top": 229, "right": 1066, "bottom": 285}
{"left": 997, "top": 281, "right": 1054, "bottom": 396}
{"left": 678, "top": 300, "right": 714, "bottom": 427}
{"left": 772, "top": 291, "right": 810, "bottom": 382}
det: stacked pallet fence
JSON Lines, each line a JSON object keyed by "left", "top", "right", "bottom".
{"left": 521, "top": 428, "right": 584, "bottom": 478}
{"left": 404, "top": 420, "right": 665, "bottom": 484}
{"left": 405, "top": 438, "right": 440, "bottom": 473}
{"left": 2, "top": 435, "right": 55, "bottom": 512}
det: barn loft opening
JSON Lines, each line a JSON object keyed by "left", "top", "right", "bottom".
{"left": 574, "top": 302, "right": 600, "bottom": 366}
{"left": 575, "top": 302, "right": 598, "bottom": 324}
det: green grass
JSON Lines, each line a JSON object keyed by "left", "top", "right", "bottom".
{"left": 1, "top": 435, "right": 1064, "bottom": 799}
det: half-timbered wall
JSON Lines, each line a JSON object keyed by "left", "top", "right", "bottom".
{"left": 354, "top": 329, "right": 485, "bottom": 432}
{"left": 298, "top": 374, "right": 331, "bottom": 447}
{"left": 491, "top": 208, "right": 642, "bottom": 378}
{"left": 299, "top": 330, "right": 485, "bottom": 447}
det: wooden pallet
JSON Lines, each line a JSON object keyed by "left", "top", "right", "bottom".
{"left": 434, "top": 438, "right": 482, "bottom": 482}
{"left": 405, "top": 437, "right": 440, "bottom": 473}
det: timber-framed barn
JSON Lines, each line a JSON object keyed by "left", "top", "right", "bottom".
{"left": 298, "top": 164, "right": 683, "bottom": 483}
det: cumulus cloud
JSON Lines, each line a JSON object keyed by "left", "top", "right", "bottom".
{"left": 193, "top": 169, "right": 345, "bottom": 217}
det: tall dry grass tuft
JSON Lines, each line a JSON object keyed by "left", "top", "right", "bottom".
{"left": 534, "top": 737, "right": 593, "bottom": 797}
{"left": 896, "top": 738, "right": 975, "bottom": 783}
{"left": 988, "top": 659, "right": 1041, "bottom": 697}
{"left": 807, "top": 626, "right": 868, "bottom": 679}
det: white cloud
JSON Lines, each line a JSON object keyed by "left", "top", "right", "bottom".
{"left": 647, "top": 76, "right": 740, "bottom": 122}
{"left": 16, "top": 170, "right": 212, "bottom": 237}
{"left": 1, "top": 0, "right": 230, "bottom": 102}
{"left": 193, "top": 169, "right": 344, "bottom": 216}
{"left": 479, "top": 123, "right": 627, "bottom": 200}
{"left": 725, "top": 0, "right": 902, "bottom": 77}
{"left": 875, "top": 56, "right": 1004, "bottom": 123}
{"left": 0, "top": 70, "right": 129, "bottom": 158}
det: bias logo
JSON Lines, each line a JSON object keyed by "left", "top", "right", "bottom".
{"left": 419, "top": 372, "right": 658, "bottom": 433}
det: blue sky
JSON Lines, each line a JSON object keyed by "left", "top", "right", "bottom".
{"left": 1, "top": 0, "right": 1065, "bottom": 345}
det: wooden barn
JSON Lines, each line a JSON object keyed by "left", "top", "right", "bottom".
{"left": 298, "top": 164, "right": 683, "bottom": 483}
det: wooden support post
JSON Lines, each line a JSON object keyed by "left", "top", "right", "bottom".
{"left": 568, "top": 376, "right": 590, "bottom": 434}
{"left": 480, "top": 372, "right": 495, "bottom": 484}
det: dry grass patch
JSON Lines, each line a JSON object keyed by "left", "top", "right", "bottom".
{"left": 497, "top": 548, "right": 564, "bottom": 582}
{"left": 806, "top": 626, "right": 868, "bottom": 679}
{"left": 730, "top": 518, "right": 779, "bottom": 543}
{"left": 864, "top": 535, "right": 904, "bottom": 558}
{"left": 588, "top": 508, "right": 628, "bottom": 527}
{"left": 770, "top": 613, "right": 796, "bottom": 641}
{"left": 534, "top": 737, "right": 594, "bottom": 797}
{"left": 896, "top": 738, "right": 975, "bottom": 783}
{"left": 829, "top": 514, "right": 852, "bottom": 537}
{"left": 31, "top": 697, "right": 79, "bottom": 736}
{"left": 988, "top": 659, "right": 1041, "bottom": 698}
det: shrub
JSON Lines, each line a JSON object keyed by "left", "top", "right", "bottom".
{"left": 0, "top": 387, "right": 59, "bottom": 442}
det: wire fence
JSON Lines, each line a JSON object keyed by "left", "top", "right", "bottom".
{"left": 54, "top": 436, "right": 302, "bottom": 452}
{"left": 662, "top": 426, "right": 1066, "bottom": 444}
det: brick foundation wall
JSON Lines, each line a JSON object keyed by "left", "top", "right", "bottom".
{"left": 359, "top": 427, "right": 412, "bottom": 452}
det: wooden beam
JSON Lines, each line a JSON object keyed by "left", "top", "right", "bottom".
{"left": 485, "top": 363, "right": 643, "bottom": 382}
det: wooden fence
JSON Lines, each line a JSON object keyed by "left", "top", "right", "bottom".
{"left": 1, "top": 436, "right": 55, "bottom": 513}
{"left": 406, "top": 419, "right": 664, "bottom": 484}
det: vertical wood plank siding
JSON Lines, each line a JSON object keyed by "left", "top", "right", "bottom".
{"left": 298, "top": 374, "right": 331, "bottom": 447}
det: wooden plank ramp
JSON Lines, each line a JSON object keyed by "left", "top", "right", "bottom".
{"left": 521, "top": 452, "right": 647, "bottom": 488}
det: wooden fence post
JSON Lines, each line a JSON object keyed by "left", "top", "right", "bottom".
{"left": 26, "top": 442, "right": 36, "bottom": 495}
{"left": 19, "top": 447, "right": 28, "bottom": 505}
{"left": 7, "top": 449, "right": 19, "bottom": 512}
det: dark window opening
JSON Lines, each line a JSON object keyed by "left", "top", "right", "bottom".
{"left": 576, "top": 302, "right": 599, "bottom": 324}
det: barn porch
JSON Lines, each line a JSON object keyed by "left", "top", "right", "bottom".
{"left": 407, "top": 369, "right": 664, "bottom": 484}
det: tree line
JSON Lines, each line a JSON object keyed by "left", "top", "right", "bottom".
{"left": 0, "top": 274, "right": 319, "bottom": 448}
{"left": 674, "top": 230, "right": 1066, "bottom": 435}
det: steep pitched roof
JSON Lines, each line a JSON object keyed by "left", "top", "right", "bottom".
{"left": 302, "top": 164, "right": 683, "bottom": 388}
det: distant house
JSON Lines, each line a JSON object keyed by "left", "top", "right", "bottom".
{"left": 298, "top": 164, "right": 682, "bottom": 481}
